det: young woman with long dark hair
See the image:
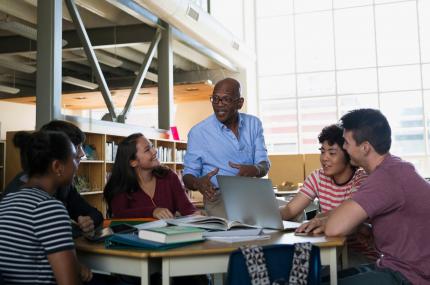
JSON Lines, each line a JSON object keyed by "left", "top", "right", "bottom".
{"left": 104, "top": 133, "right": 199, "bottom": 219}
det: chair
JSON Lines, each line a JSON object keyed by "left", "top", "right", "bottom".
{"left": 227, "top": 244, "right": 321, "bottom": 285}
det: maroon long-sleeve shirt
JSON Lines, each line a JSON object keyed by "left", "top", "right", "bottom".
{"left": 110, "top": 170, "right": 196, "bottom": 218}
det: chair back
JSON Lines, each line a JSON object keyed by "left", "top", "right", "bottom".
{"left": 227, "top": 243, "right": 321, "bottom": 285}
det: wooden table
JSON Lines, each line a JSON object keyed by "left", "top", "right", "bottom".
{"left": 76, "top": 232, "right": 345, "bottom": 285}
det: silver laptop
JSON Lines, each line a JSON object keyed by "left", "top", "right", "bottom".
{"left": 217, "top": 175, "right": 288, "bottom": 230}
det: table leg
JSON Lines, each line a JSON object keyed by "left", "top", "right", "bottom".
{"left": 341, "top": 245, "right": 348, "bottom": 270}
{"left": 213, "top": 273, "right": 224, "bottom": 285}
{"left": 162, "top": 258, "right": 171, "bottom": 285}
{"left": 141, "top": 260, "right": 150, "bottom": 285}
{"left": 328, "top": 247, "right": 338, "bottom": 285}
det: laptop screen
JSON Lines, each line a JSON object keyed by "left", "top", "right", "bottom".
{"left": 217, "top": 175, "right": 284, "bottom": 229}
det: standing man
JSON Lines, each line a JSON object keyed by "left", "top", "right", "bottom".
{"left": 183, "top": 78, "right": 270, "bottom": 217}
{"left": 325, "top": 109, "right": 430, "bottom": 284}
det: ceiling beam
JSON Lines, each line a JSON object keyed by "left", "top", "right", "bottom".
{"left": 0, "top": 24, "right": 156, "bottom": 54}
{"left": 172, "top": 40, "right": 219, "bottom": 70}
{"left": 0, "top": 0, "right": 37, "bottom": 24}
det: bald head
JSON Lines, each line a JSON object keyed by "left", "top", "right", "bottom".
{"left": 213, "top": 78, "right": 241, "bottom": 98}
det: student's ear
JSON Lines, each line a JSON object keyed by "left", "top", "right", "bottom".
{"left": 361, "top": 141, "right": 371, "bottom": 156}
{"left": 129, "top": 159, "right": 138, "bottom": 168}
{"left": 52, "top": 160, "right": 64, "bottom": 177}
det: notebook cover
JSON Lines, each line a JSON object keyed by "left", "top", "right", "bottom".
{"left": 105, "top": 233, "right": 203, "bottom": 250}
{"left": 145, "top": 226, "right": 204, "bottom": 236}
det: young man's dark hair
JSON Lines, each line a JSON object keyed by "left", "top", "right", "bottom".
{"left": 318, "top": 124, "right": 351, "bottom": 163}
{"left": 40, "top": 120, "right": 86, "bottom": 146}
{"left": 340, "top": 108, "right": 391, "bottom": 155}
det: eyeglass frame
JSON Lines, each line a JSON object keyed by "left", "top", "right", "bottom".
{"left": 209, "top": 95, "right": 242, "bottom": 105}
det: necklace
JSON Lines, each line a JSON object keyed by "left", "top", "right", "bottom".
{"left": 139, "top": 176, "right": 157, "bottom": 207}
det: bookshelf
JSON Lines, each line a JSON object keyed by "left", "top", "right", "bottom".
{"left": 4, "top": 131, "right": 189, "bottom": 217}
{"left": 0, "top": 141, "right": 5, "bottom": 192}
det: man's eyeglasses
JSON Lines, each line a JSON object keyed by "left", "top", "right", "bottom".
{"left": 210, "top": 95, "right": 241, "bottom": 105}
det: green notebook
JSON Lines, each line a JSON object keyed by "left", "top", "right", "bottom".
{"left": 138, "top": 226, "right": 205, "bottom": 244}
{"left": 105, "top": 233, "right": 203, "bottom": 250}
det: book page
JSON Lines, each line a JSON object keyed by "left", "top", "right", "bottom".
{"left": 135, "top": 220, "right": 168, "bottom": 230}
{"left": 228, "top": 220, "right": 261, "bottom": 229}
{"left": 166, "top": 215, "right": 229, "bottom": 231}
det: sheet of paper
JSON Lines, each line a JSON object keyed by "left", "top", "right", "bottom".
{"left": 287, "top": 235, "right": 328, "bottom": 244}
{"left": 206, "top": 235, "right": 271, "bottom": 243}
{"left": 282, "top": 221, "right": 302, "bottom": 229}
{"left": 134, "top": 220, "right": 168, "bottom": 230}
{"left": 203, "top": 228, "right": 262, "bottom": 237}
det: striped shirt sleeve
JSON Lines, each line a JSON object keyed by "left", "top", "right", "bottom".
{"left": 299, "top": 169, "right": 320, "bottom": 200}
{"left": 33, "top": 200, "right": 75, "bottom": 255}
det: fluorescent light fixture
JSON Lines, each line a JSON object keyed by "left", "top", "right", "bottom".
{"left": 62, "top": 76, "right": 98, "bottom": 90}
{"left": 95, "top": 51, "right": 123, "bottom": 67}
{"left": 133, "top": 70, "right": 158, "bottom": 82}
{"left": 0, "top": 84, "right": 20, "bottom": 94}
{"left": 0, "top": 60, "right": 36, "bottom": 74}
{"left": 0, "top": 21, "right": 68, "bottom": 46}
{"left": 71, "top": 50, "right": 123, "bottom": 68}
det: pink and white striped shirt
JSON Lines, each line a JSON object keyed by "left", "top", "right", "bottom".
{"left": 299, "top": 168, "right": 367, "bottom": 213}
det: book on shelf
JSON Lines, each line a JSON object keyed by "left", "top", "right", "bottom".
{"left": 112, "top": 143, "right": 118, "bottom": 161}
{"left": 138, "top": 226, "right": 204, "bottom": 244}
{"left": 166, "top": 215, "right": 260, "bottom": 231}
{"left": 105, "top": 142, "right": 113, "bottom": 161}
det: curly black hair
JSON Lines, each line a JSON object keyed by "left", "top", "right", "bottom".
{"left": 318, "top": 124, "right": 351, "bottom": 163}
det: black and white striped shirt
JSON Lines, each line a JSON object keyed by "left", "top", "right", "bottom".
{"left": 0, "top": 187, "right": 74, "bottom": 284}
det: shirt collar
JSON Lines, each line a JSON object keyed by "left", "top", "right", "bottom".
{"left": 214, "top": 113, "right": 244, "bottom": 131}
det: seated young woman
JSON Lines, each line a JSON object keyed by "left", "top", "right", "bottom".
{"left": 0, "top": 131, "right": 92, "bottom": 284}
{"left": 104, "top": 133, "right": 199, "bottom": 219}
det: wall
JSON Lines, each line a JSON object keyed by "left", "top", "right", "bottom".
{"left": 174, "top": 100, "right": 212, "bottom": 140}
{"left": 64, "top": 100, "right": 213, "bottom": 141}
{"left": 0, "top": 101, "right": 36, "bottom": 140}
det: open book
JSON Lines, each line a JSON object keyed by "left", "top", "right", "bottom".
{"left": 166, "top": 215, "right": 260, "bottom": 231}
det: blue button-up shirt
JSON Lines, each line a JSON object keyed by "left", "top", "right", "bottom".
{"left": 183, "top": 113, "right": 270, "bottom": 188}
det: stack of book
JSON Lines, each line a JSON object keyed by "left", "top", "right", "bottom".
{"left": 138, "top": 226, "right": 205, "bottom": 244}
{"left": 105, "top": 226, "right": 205, "bottom": 250}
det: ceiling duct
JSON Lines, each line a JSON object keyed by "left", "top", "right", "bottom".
{"left": 134, "top": 0, "right": 254, "bottom": 69}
